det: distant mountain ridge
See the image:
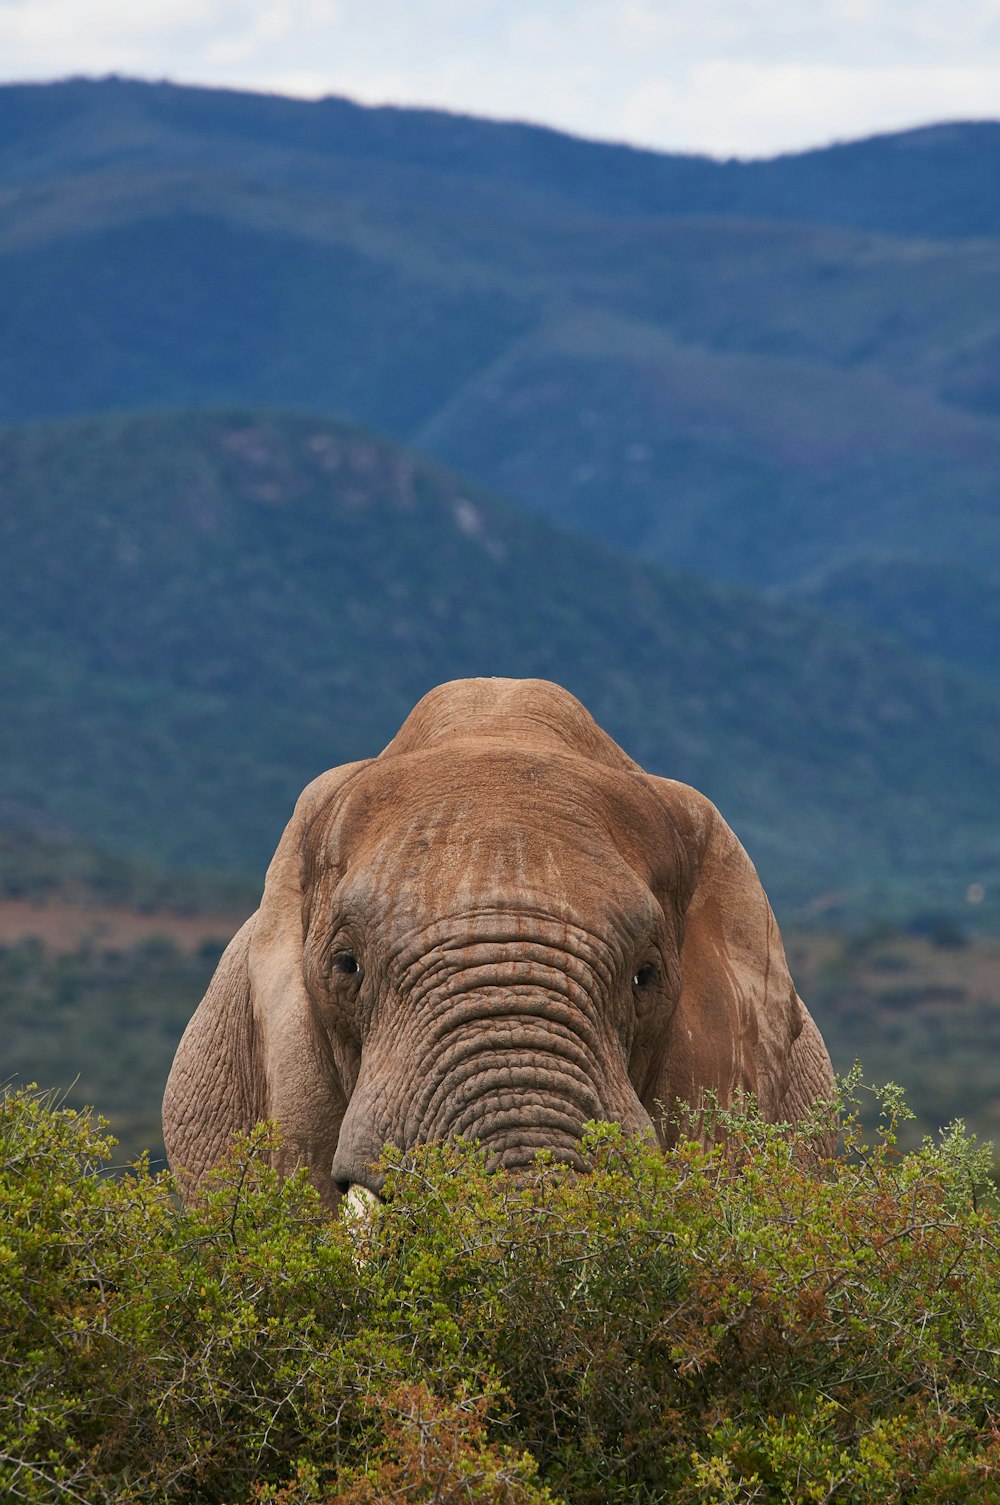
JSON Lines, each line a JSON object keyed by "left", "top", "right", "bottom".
{"left": 3, "top": 77, "right": 998, "bottom": 238}
{"left": 1, "top": 408, "right": 998, "bottom": 927}
{"left": 0, "top": 76, "right": 997, "bottom": 678}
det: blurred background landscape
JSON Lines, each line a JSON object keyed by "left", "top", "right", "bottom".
{"left": 1, "top": 75, "right": 997, "bottom": 1161}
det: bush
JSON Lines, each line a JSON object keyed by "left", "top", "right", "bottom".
{"left": 0, "top": 1081, "right": 997, "bottom": 1503}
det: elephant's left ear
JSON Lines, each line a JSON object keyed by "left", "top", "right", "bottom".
{"left": 643, "top": 777, "right": 805, "bottom": 1124}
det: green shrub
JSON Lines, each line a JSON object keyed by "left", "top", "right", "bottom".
{"left": 0, "top": 1081, "right": 997, "bottom": 1503}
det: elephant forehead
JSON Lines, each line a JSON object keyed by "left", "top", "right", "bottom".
{"left": 313, "top": 747, "right": 673, "bottom": 919}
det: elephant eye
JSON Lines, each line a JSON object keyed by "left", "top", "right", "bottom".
{"left": 332, "top": 951, "right": 361, "bottom": 977}
{"left": 632, "top": 964, "right": 657, "bottom": 990}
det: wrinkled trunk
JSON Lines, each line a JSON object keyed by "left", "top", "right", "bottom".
{"left": 331, "top": 935, "right": 653, "bottom": 1195}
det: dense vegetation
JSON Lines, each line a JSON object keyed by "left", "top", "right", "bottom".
{"left": 0, "top": 79, "right": 998, "bottom": 685}
{"left": 3, "top": 409, "right": 998, "bottom": 924}
{"left": 1, "top": 1083, "right": 997, "bottom": 1504}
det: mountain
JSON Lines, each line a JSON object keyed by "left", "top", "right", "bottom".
{"left": 781, "top": 558, "right": 1000, "bottom": 689}
{"left": 0, "top": 78, "right": 997, "bottom": 692}
{"left": 415, "top": 309, "right": 1000, "bottom": 589}
{"left": 3, "top": 78, "right": 999, "bottom": 239}
{"left": 2, "top": 408, "right": 998, "bottom": 928}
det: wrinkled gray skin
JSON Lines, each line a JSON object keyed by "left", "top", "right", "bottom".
{"left": 163, "top": 678, "right": 835, "bottom": 1209}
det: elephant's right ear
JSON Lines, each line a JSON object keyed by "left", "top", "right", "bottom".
{"left": 162, "top": 761, "right": 369, "bottom": 1205}
{"left": 642, "top": 777, "right": 809, "bottom": 1130}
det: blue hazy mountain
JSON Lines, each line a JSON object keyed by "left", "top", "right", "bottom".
{"left": 1, "top": 77, "right": 997, "bottom": 690}
{"left": 2, "top": 408, "right": 998, "bottom": 926}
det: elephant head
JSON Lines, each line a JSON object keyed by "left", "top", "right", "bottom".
{"left": 163, "top": 678, "right": 834, "bottom": 1207}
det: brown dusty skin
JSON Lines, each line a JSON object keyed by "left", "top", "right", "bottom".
{"left": 163, "top": 678, "right": 835, "bottom": 1208}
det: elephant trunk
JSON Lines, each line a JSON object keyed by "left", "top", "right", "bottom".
{"left": 331, "top": 964, "right": 653, "bottom": 1196}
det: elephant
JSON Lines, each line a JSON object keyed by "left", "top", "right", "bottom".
{"left": 163, "top": 677, "right": 834, "bottom": 1209}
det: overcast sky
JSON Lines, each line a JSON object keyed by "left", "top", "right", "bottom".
{"left": 1, "top": 0, "right": 998, "bottom": 158}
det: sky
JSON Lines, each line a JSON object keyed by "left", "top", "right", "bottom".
{"left": 1, "top": 0, "right": 999, "bottom": 158}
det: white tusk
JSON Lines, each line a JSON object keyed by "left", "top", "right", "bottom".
{"left": 342, "top": 1183, "right": 381, "bottom": 1268}
{"left": 344, "top": 1182, "right": 380, "bottom": 1220}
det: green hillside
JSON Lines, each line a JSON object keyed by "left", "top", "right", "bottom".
{"left": 416, "top": 309, "right": 1000, "bottom": 589}
{"left": 2, "top": 408, "right": 999, "bottom": 927}
{"left": 0, "top": 78, "right": 998, "bottom": 683}
{"left": 781, "top": 558, "right": 1000, "bottom": 687}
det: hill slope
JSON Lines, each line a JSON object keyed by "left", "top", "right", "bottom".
{"left": 1, "top": 79, "right": 997, "bottom": 689}
{"left": 416, "top": 309, "right": 1000, "bottom": 589}
{"left": 2, "top": 408, "right": 998, "bottom": 925}
{"left": 781, "top": 558, "right": 1000, "bottom": 688}
{"left": 3, "top": 77, "right": 998, "bottom": 239}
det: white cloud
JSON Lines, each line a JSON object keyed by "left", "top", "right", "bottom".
{"left": 618, "top": 60, "right": 1000, "bottom": 157}
{"left": 0, "top": 0, "right": 252, "bottom": 74}
{"left": 606, "top": 0, "right": 1000, "bottom": 65}
{"left": 0, "top": 0, "right": 998, "bottom": 155}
